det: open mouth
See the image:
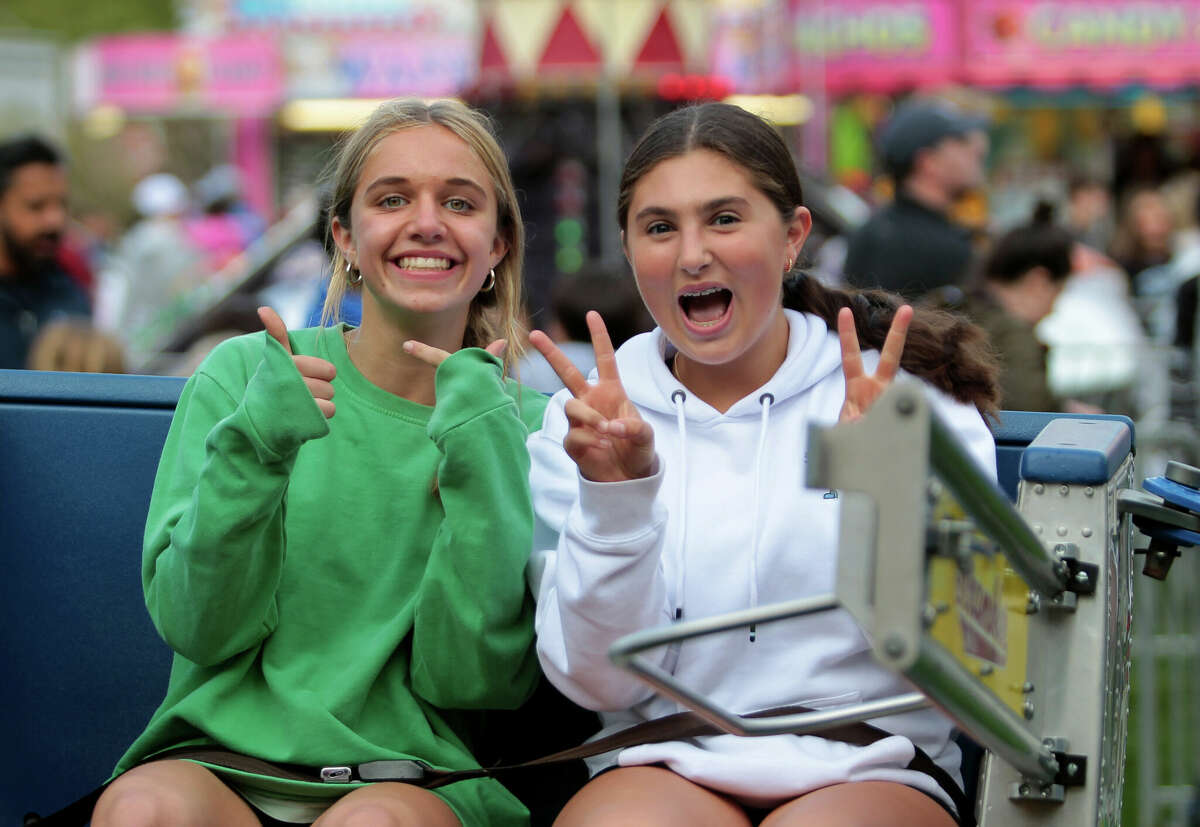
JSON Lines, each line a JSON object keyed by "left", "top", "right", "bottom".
{"left": 679, "top": 286, "right": 732, "bottom": 327}
{"left": 395, "top": 255, "right": 455, "bottom": 272}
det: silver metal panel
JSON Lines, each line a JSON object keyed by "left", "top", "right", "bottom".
{"left": 604, "top": 383, "right": 1139, "bottom": 827}
{"left": 976, "top": 456, "right": 1135, "bottom": 827}
{"left": 804, "top": 383, "right": 930, "bottom": 670}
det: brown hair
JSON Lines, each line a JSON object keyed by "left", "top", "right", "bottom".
{"left": 618, "top": 102, "right": 1000, "bottom": 415}
{"left": 321, "top": 98, "right": 526, "bottom": 371}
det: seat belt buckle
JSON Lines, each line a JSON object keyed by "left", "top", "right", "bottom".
{"left": 357, "top": 759, "right": 431, "bottom": 782}
{"left": 320, "top": 766, "right": 353, "bottom": 783}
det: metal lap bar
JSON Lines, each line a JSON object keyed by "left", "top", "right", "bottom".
{"left": 806, "top": 382, "right": 1065, "bottom": 786}
{"left": 908, "top": 639, "right": 1058, "bottom": 781}
{"left": 606, "top": 382, "right": 1118, "bottom": 813}
{"left": 929, "top": 414, "right": 1067, "bottom": 598}
{"left": 608, "top": 595, "right": 932, "bottom": 736}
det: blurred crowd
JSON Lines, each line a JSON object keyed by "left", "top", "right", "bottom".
{"left": 6, "top": 100, "right": 1200, "bottom": 439}
{"left": 831, "top": 99, "right": 1200, "bottom": 437}
{"left": 0, "top": 133, "right": 266, "bottom": 373}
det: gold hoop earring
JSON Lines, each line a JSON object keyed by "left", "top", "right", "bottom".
{"left": 479, "top": 268, "right": 496, "bottom": 293}
{"left": 346, "top": 259, "right": 362, "bottom": 285}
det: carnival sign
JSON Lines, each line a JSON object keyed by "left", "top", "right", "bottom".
{"left": 788, "top": 0, "right": 959, "bottom": 93}
{"left": 964, "top": 0, "right": 1200, "bottom": 88}
{"left": 76, "top": 34, "right": 284, "bottom": 116}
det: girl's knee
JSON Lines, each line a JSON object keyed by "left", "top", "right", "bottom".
{"left": 91, "top": 762, "right": 255, "bottom": 827}
{"left": 761, "top": 782, "right": 957, "bottom": 827}
{"left": 93, "top": 779, "right": 187, "bottom": 827}
{"left": 553, "top": 768, "right": 750, "bottom": 827}
{"left": 318, "top": 785, "right": 460, "bottom": 827}
{"left": 328, "top": 802, "right": 408, "bottom": 827}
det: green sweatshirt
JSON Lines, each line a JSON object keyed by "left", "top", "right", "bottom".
{"left": 115, "top": 324, "right": 548, "bottom": 825}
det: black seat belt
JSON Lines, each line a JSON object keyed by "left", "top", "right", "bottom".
{"left": 26, "top": 703, "right": 972, "bottom": 827}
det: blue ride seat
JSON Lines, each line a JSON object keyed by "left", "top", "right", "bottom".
{"left": 989, "top": 410, "right": 1135, "bottom": 501}
{"left": 2, "top": 374, "right": 1130, "bottom": 826}
{"left": 0, "top": 368, "right": 593, "bottom": 826}
{"left": 0, "top": 369, "right": 183, "bottom": 824}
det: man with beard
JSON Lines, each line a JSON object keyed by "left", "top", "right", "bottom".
{"left": 0, "top": 134, "right": 91, "bottom": 368}
{"left": 845, "top": 100, "right": 989, "bottom": 299}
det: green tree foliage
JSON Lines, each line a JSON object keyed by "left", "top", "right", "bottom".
{"left": 0, "top": 0, "right": 178, "bottom": 42}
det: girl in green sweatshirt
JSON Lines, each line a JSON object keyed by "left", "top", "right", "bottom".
{"left": 92, "top": 99, "right": 547, "bottom": 827}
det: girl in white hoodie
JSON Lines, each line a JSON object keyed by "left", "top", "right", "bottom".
{"left": 527, "top": 103, "right": 1001, "bottom": 827}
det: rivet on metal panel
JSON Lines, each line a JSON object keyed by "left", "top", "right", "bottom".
{"left": 1056, "top": 525, "right": 1068, "bottom": 537}
{"left": 922, "top": 604, "right": 938, "bottom": 628}
{"left": 1059, "top": 485, "right": 1069, "bottom": 496}
{"left": 1033, "top": 523, "right": 1044, "bottom": 534}
{"left": 883, "top": 635, "right": 906, "bottom": 658}
{"left": 927, "top": 479, "right": 943, "bottom": 503}
{"left": 1084, "top": 486, "right": 1095, "bottom": 497}
{"left": 1081, "top": 527, "right": 1093, "bottom": 538}
{"left": 1024, "top": 700, "right": 1035, "bottom": 720}
{"left": 1034, "top": 484, "right": 1045, "bottom": 495}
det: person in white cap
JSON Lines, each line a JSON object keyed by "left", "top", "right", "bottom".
{"left": 96, "top": 172, "right": 204, "bottom": 363}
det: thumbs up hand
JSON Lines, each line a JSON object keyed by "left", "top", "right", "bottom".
{"left": 258, "top": 306, "right": 337, "bottom": 419}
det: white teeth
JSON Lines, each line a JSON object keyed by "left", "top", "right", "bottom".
{"left": 397, "top": 256, "right": 452, "bottom": 270}
{"left": 680, "top": 286, "right": 727, "bottom": 297}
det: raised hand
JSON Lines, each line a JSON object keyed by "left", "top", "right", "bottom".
{"left": 258, "top": 306, "right": 337, "bottom": 419}
{"left": 837, "top": 303, "right": 913, "bottom": 424}
{"left": 529, "top": 311, "right": 656, "bottom": 483}
{"left": 402, "top": 338, "right": 507, "bottom": 367}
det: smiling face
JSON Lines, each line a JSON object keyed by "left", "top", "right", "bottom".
{"left": 331, "top": 124, "right": 507, "bottom": 337}
{"left": 623, "top": 149, "right": 810, "bottom": 384}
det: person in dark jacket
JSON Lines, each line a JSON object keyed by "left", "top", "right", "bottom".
{"left": 0, "top": 134, "right": 91, "bottom": 368}
{"left": 845, "top": 100, "right": 988, "bottom": 299}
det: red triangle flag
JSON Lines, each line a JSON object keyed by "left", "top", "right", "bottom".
{"left": 480, "top": 19, "right": 508, "bottom": 73}
{"left": 634, "top": 7, "right": 684, "bottom": 70}
{"left": 538, "top": 6, "right": 601, "bottom": 69}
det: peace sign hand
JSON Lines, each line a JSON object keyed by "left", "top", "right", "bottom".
{"left": 837, "top": 303, "right": 913, "bottom": 424}
{"left": 258, "top": 306, "right": 337, "bottom": 419}
{"left": 529, "top": 311, "right": 656, "bottom": 483}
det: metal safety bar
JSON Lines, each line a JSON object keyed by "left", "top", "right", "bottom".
{"left": 608, "top": 595, "right": 932, "bottom": 736}
{"left": 909, "top": 641, "right": 1058, "bottom": 782}
{"left": 930, "top": 415, "right": 1068, "bottom": 598}
{"left": 606, "top": 382, "right": 1130, "bottom": 825}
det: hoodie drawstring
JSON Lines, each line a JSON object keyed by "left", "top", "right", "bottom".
{"left": 670, "top": 389, "right": 688, "bottom": 623}
{"left": 749, "top": 392, "right": 774, "bottom": 642}
{"left": 669, "top": 388, "right": 774, "bottom": 643}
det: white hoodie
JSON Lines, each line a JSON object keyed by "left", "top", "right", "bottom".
{"left": 527, "top": 309, "right": 998, "bottom": 811}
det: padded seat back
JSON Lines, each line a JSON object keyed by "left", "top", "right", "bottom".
{"left": 0, "top": 370, "right": 183, "bottom": 823}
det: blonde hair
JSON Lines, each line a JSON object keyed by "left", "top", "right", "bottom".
{"left": 321, "top": 98, "right": 526, "bottom": 371}
{"left": 27, "top": 319, "right": 126, "bottom": 374}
